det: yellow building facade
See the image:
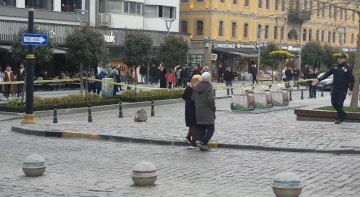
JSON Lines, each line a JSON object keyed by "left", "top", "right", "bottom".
{"left": 180, "top": 0, "right": 359, "bottom": 72}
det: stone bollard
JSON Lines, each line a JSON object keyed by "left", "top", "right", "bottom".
{"left": 289, "top": 90, "right": 292, "bottom": 101}
{"left": 272, "top": 172, "right": 303, "bottom": 197}
{"left": 22, "top": 154, "right": 47, "bottom": 177}
{"left": 300, "top": 90, "right": 304, "bottom": 100}
{"left": 213, "top": 89, "right": 216, "bottom": 97}
{"left": 132, "top": 161, "right": 158, "bottom": 186}
{"left": 53, "top": 105, "right": 58, "bottom": 124}
{"left": 151, "top": 101, "right": 155, "bottom": 117}
{"left": 119, "top": 101, "right": 123, "bottom": 118}
{"left": 88, "top": 104, "right": 92, "bottom": 122}
{"left": 321, "top": 89, "right": 324, "bottom": 97}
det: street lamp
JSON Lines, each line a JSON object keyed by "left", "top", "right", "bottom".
{"left": 256, "top": 28, "right": 264, "bottom": 78}
{"left": 164, "top": 18, "right": 175, "bottom": 36}
{"left": 275, "top": 17, "right": 287, "bottom": 82}
{"left": 22, "top": 0, "right": 35, "bottom": 124}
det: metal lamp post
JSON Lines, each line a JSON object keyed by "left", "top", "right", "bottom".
{"left": 21, "top": 0, "right": 35, "bottom": 124}
{"left": 164, "top": 18, "right": 175, "bottom": 36}
{"left": 275, "top": 17, "right": 287, "bottom": 83}
{"left": 256, "top": 29, "right": 264, "bottom": 78}
{"left": 336, "top": 27, "right": 346, "bottom": 53}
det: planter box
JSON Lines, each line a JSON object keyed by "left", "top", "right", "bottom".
{"left": 294, "top": 109, "right": 360, "bottom": 123}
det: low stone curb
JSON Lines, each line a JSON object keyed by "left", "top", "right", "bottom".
{"left": 11, "top": 125, "right": 360, "bottom": 155}
{"left": 231, "top": 105, "right": 307, "bottom": 114}
{"left": 0, "top": 95, "right": 231, "bottom": 118}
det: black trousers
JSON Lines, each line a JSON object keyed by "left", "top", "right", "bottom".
{"left": 309, "top": 85, "right": 316, "bottom": 98}
{"left": 160, "top": 79, "right": 167, "bottom": 88}
{"left": 331, "top": 89, "right": 347, "bottom": 120}
{"left": 17, "top": 84, "right": 24, "bottom": 97}
{"left": 88, "top": 83, "right": 96, "bottom": 93}
{"left": 252, "top": 74, "right": 258, "bottom": 84}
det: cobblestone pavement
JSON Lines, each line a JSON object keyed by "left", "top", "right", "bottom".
{"left": 16, "top": 90, "right": 360, "bottom": 151}
{"left": 1, "top": 122, "right": 360, "bottom": 197}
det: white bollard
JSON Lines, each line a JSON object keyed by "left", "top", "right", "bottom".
{"left": 272, "top": 172, "right": 303, "bottom": 197}
{"left": 22, "top": 154, "right": 47, "bottom": 177}
{"left": 132, "top": 161, "right": 158, "bottom": 186}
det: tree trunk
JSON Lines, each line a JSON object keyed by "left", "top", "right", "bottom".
{"left": 350, "top": 25, "right": 360, "bottom": 109}
{"left": 80, "top": 62, "right": 84, "bottom": 94}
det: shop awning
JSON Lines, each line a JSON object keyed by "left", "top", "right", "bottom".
{"left": 53, "top": 48, "right": 66, "bottom": 54}
{"left": 0, "top": 45, "right": 11, "bottom": 52}
{"left": 228, "top": 52, "right": 259, "bottom": 58}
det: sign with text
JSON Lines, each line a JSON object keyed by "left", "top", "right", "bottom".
{"left": 22, "top": 33, "right": 48, "bottom": 46}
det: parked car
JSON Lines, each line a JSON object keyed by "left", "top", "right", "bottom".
{"left": 315, "top": 73, "right": 333, "bottom": 91}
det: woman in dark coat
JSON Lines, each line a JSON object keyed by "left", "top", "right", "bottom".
{"left": 182, "top": 74, "right": 202, "bottom": 147}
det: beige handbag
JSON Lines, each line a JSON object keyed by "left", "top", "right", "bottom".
{"left": 134, "top": 109, "right": 148, "bottom": 122}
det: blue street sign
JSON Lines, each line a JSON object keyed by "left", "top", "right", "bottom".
{"left": 22, "top": 33, "right": 48, "bottom": 46}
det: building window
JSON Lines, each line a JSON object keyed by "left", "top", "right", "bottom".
{"left": 257, "top": 24, "right": 262, "bottom": 39}
{"left": 265, "top": 25, "right": 269, "bottom": 39}
{"left": 309, "top": 29, "right": 312, "bottom": 41}
{"left": 328, "top": 31, "right": 331, "bottom": 43}
{"left": 340, "top": 8, "right": 343, "bottom": 20}
{"left": 59, "top": 0, "right": 81, "bottom": 12}
{"left": 316, "top": 30, "right": 319, "bottom": 41}
{"left": 274, "top": 26, "right": 278, "bottom": 39}
{"left": 317, "top": 2, "right": 320, "bottom": 17}
{"left": 25, "top": 0, "right": 53, "bottom": 10}
{"left": 353, "top": 11, "right": 355, "bottom": 22}
{"left": 231, "top": 22, "right": 237, "bottom": 37}
{"left": 334, "top": 6, "right": 337, "bottom": 20}
{"left": 196, "top": 20, "right": 203, "bottom": 36}
{"left": 281, "top": 0, "right": 285, "bottom": 11}
{"left": 220, "top": 0, "right": 225, "bottom": 3}
{"left": 303, "top": 29, "right": 307, "bottom": 41}
{"left": 219, "top": 21, "right": 224, "bottom": 36}
{"left": 144, "top": 5, "right": 157, "bottom": 17}
{"left": 345, "top": 10, "right": 347, "bottom": 20}
{"left": 329, "top": 5, "right": 332, "bottom": 18}
{"left": 197, "top": 0, "right": 203, "bottom": 2}
{"left": 351, "top": 33, "right": 354, "bottom": 44}
{"left": 243, "top": 23, "right": 249, "bottom": 38}
{"left": 258, "top": 0, "right": 262, "bottom": 8}
{"left": 265, "top": 0, "right": 269, "bottom": 9}
{"left": 0, "top": 0, "right": 15, "bottom": 6}
{"left": 321, "top": 3, "right": 325, "bottom": 17}
{"left": 123, "top": 1, "right": 142, "bottom": 15}
{"left": 304, "top": 0, "right": 307, "bottom": 11}
{"left": 309, "top": 1, "right": 313, "bottom": 14}
{"left": 275, "top": 0, "right": 279, "bottom": 10}
{"left": 321, "top": 31, "right": 324, "bottom": 42}
{"left": 280, "top": 27, "right": 284, "bottom": 40}
{"left": 333, "top": 32, "right": 336, "bottom": 43}
{"left": 180, "top": 21, "right": 188, "bottom": 33}
{"left": 108, "top": 0, "right": 123, "bottom": 13}
{"left": 244, "top": 0, "right": 249, "bottom": 6}
{"left": 233, "top": 0, "right": 237, "bottom": 5}
{"left": 344, "top": 33, "right": 347, "bottom": 44}
{"left": 158, "top": 6, "right": 176, "bottom": 18}
{"left": 181, "top": 0, "right": 188, "bottom": 2}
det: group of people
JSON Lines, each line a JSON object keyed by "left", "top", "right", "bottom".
{"left": 0, "top": 64, "right": 26, "bottom": 100}
{"left": 182, "top": 72, "right": 216, "bottom": 151}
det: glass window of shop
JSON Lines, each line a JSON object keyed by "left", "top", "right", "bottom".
{"left": 61, "top": 0, "right": 82, "bottom": 12}
{"left": 25, "top": 0, "right": 53, "bottom": 10}
{"left": 187, "top": 54, "right": 204, "bottom": 69}
{"left": 124, "top": 1, "right": 142, "bottom": 15}
{"left": 0, "top": 0, "right": 15, "bottom": 6}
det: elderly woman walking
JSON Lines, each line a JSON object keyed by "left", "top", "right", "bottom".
{"left": 182, "top": 74, "right": 202, "bottom": 148}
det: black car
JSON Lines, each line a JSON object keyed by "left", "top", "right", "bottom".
{"left": 315, "top": 73, "right": 333, "bottom": 91}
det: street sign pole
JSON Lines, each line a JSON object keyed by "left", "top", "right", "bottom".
{"left": 21, "top": 0, "right": 35, "bottom": 124}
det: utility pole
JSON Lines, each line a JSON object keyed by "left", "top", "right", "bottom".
{"left": 22, "top": 0, "right": 35, "bottom": 124}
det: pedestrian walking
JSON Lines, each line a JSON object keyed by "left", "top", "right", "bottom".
{"left": 175, "top": 65, "right": 182, "bottom": 87}
{"left": 181, "top": 66, "right": 188, "bottom": 88}
{"left": 182, "top": 74, "right": 202, "bottom": 148}
{"left": 217, "top": 64, "right": 224, "bottom": 83}
{"left": 17, "top": 63, "right": 25, "bottom": 97}
{"left": 251, "top": 64, "right": 258, "bottom": 84}
{"left": 149, "top": 64, "right": 159, "bottom": 87}
{"left": 159, "top": 64, "right": 167, "bottom": 88}
{"left": 166, "top": 69, "right": 174, "bottom": 89}
{"left": 88, "top": 69, "right": 96, "bottom": 93}
{"left": 307, "top": 69, "right": 317, "bottom": 98}
{"left": 312, "top": 53, "right": 355, "bottom": 124}
{"left": 223, "top": 67, "right": 233, "bottom": 95}
{"left": 192, "top": 72, "right": 216, "bottom": 151}
{"left": 96, "top": 69, "right": 108, "bottom": 94}
{"left": 139, "top": 65, "right": 147, "bottom": 84}
{"left": 292, "top": 67, "right": 300, "bottom": 85}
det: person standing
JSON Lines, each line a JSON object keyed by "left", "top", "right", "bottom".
{"left": 312, "top": 54, "right": 355, "bottom": 124}
{"left": 139, "top": 65, "right": 147, "bottom": 84}
{"left": 175, "top": 66, "right": 182, "bottom": 87}
{"left": 192, "top": 72, "right": 216, "bottom": 151}
{"left": 96, "top": 69, "right": 108, "bottom": 94}
{"left": 191, "top": 66, "right": 202, "bottom": 79}
{"left": 4, "top": 66, "right": 14, "bottom": 100}
{"left": 307, "top": 69, "right": 318, "bottom": 98}
{"left": 303, "top": 65, "right": 310, "bottom": 80}
{"left": 251, "top": 64, "right": 258, "bottom": 84}
{"left": 17, "top": 63, "right": 25, "bottom": 97}
{"left": 159, "top": 64, "right": 167, "bottom": 88}
{"left": 88, "top": 69, "right": 96, "bottom": 93}
{"left": 180, "top": 66, "right": 188, "bottom": 88}
{"left": 166, "top": 69, "right": 174, "bottom": 89}
{"left": 149, "top": 64, "right": 158, "bottom": 87}
{"left": 292, "top": 67, "right": 300, "bottom": 86}
{"left": 223, "top": 67, "right": 233, "bottom": 95}
{"left": 217, "top": 64, "right": 224, "bottom": 83}
{"left": 285, "top": 67, "right": 293, "bottom": 82}
{"left": 182, "top": 75, "right": 202, "bottom": 148}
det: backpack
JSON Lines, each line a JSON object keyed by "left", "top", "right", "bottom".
{"left": 134, "top": 109, "right": 148, "bottom": 122}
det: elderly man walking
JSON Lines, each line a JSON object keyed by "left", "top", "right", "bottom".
{"left": 192, "top": 72, "right": 216, "bottom": 151}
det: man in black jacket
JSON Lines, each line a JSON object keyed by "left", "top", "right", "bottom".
{"left": 312, "top": 54, "right": 355, "bottom": 124}
{"left": 250, "top": 64, "right": 258, "bottom": 84}
{"left": 217, "top": 64, "right": 224, "bottom": 83}
{"left": 149, "top": 64, "right": 159, "bottom": 87}
{"left": 223, "top": 67, "right": 233, "bottom": 95}
{"left": 139, "top": 65, "right": 147, "bottom": 84}
{"left": 17, "top": 63, "right": 25, "bottom": 97}
{"left": 292, "top": 67, "right": 300, "bottom": 86}
{"left": 307, "top": 69, "right": 317, "bottom": 98}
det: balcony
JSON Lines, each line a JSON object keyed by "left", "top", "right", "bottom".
{"left": 288, "top": 10, "right": 311, "bottom": 23}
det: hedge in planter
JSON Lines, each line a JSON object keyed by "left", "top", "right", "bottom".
{"left": 116, "top": 89, "right": 184, "bottom": 102}
{"left": 0, "top": 94, "right": 119, "bottom": 112}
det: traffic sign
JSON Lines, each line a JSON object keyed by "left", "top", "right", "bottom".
{"left": 22, "top": 33, "right": 48, "bottom": 46}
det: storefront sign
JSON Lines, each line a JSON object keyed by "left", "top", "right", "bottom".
{"left": 343, "top": 48, "right": 356, "bottom": 52}
{"left": 280, "top": 45, "right": 301, "bottom": 52}
{"left": 104, "top": 32, "right": 115, "bottom": 43}
{"left": 213, "top": 43, "right": 267, "bottom": 49}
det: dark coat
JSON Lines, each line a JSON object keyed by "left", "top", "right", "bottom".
{"left": 191, "top": 81, "right": 216, "bottom": 125}
{"left": 191, "top": 69, "right": 202, "bottom": 78}
{"left": 140, "top": 66, "right": 147, "bottom": 75}
{"left": 96, "top": 72, "right": 107, "bottom": 89}
{"left": 182, "top": 86, "right": 197, "bottom": 127}
{"left": 223, "top": 70, "right": 233, "bottom": 81}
